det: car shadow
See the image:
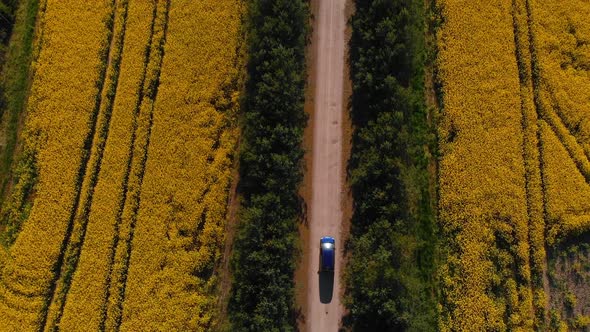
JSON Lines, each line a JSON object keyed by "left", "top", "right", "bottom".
{"left": 318, "top": 271, "right": 334, "bottom": 303}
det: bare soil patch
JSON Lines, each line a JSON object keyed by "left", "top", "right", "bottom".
{"left": 548, "top": 236, "right": 590, "bottom": 330}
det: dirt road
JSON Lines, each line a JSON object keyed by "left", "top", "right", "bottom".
{"left": 305, "top": 0, "right": 347, "bottom": 330}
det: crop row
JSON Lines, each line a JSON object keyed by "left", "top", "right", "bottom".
{"left": 510, "top": 1, "right": 590, "bottom": 328}
{"left": 42, "top": 0, "right": 130, "bottom": 330}
{"left": 435, "top": 0, "right": 535, "bottom": 330}
{"left": 525, "top": 1, "right": 590, "bottom": 326}
{"left": 541, "top": 121, "right": 590, "bottom": 240}
{"left": 0, "top": 1, "right": 114, "bottom": 330}
{"left": 532, "top": 0, "right": 590, "bottom": 161}
{"left": 101, "top": 1, "right": 170, "bottom": 329}
{"left": 0, "top": 0, "right": 245, "bottom": 330}
{"left": 115, "top": 0, "right": 243, "bottom": 330}
{"left": 437, "top": 0, "right": 590, "bottom": 329}
{"left": 528, "top": 0, "right": 590, "bottom": 246}
{"left": 511, "top": 0, "right": 548, "bottom": 325}
{"left": 54, "top": 0, "right": 158, "bottom": 330}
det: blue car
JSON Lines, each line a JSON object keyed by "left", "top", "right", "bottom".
{"left": 319, "top": 236, "right": 335, "bottom": 272}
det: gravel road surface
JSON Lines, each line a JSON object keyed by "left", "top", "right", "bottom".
{"left": 306, "top": 0, "right": 347, "bottom": 330}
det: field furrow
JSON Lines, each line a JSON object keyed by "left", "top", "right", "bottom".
{"left": 539, "top": 91, "right": 590, "bottom": 184}
{"left": 526, "top": 0, "right": 590, "bottom": 245}
{"left": 511, "top": 0, "right": 548, "bottom": 325}
{"left": 102, "top": 0, "right": 171, "bottom": 329}
{"left": 118, "top": 0, "right": 243, "bottom": 330}
{"left": 540, "top": 121, "right": 590, "bottom": 241}
{"left": 435, "top": 0, "right": 534, "bottom": 330}
{"left": 0, "top": 0, "right": 248, "bottom": 330}
{"left": 40, "top": 1, "right": 130, "bottom": 330}
{"left": 0, "top": 1, "right": 115, "bottom": 330}
{"left": 57, "top": 0, "right": 158, "bottom": 330}
{"left": 436, "top": 0, "right": 590, "bottom": 329}
{"left": 530, "top": 0, "right": 590, "bottom": 163}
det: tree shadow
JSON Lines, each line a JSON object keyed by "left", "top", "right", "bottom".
{"left": 318, "top": 271, "right": 334, "bottom": 303}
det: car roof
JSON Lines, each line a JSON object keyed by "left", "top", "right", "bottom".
{"left": 320, "top": 236, "right": 335, "bottom": 244}
{"left": 322, "top": 245, "right": 334, "bottom": 267}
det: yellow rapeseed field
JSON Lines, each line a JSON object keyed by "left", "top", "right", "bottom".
{"left": 118, "top": 0, "right": 243, "bottom": 329}
{"left": 436, "top": 0, "right": 534, "bottom": 330}
{"left": 0, "top": 0, "right": 243, "bottom": 330}
{"left": 42, "top": 0, "right": 129, "bottom": 330}
{"left": 540, "top": 121, "right": 590, "bottom": 242}
{"left": 531, "top": 0, "right": 590, "bottom": 244}
{"left": 0, "top": 1, "right": 113, "bottom": 330}
{"left": 6, "top": 0, "right": 588, "bottom": 329}
{"left": 103, "top": 0, "right": 171, "bottom": 329}
{"left": 437, "top": 0, "right": 590, "bottom": 329}
{"left": 57, "top": 0, "right": 156, "bottom": 330}
{"left": 511, "top": 0, "right": 547, "bottom": 322}
{"left": 533, "top": 0, "right": 590, "bottom": 159}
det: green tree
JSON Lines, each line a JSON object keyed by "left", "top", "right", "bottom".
{"left": 344, "top": 0, "right": 438, "bottom": 330}
{"left": 228, "top": 0, "right": 309, "bottom": 331}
